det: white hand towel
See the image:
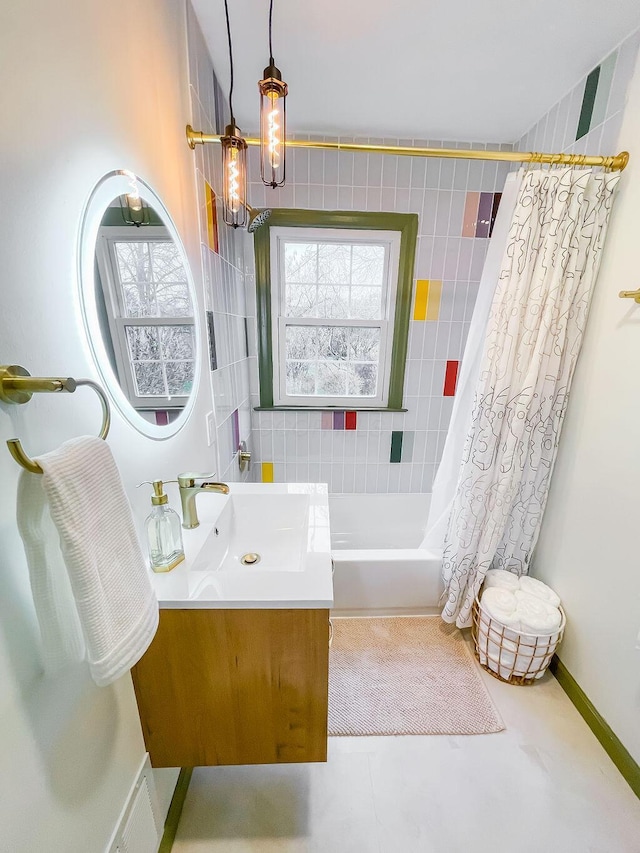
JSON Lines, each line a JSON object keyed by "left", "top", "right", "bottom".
{"left": 514, "top": 590, "right": 561, "bottom": 636}
{"left": 17, "top": 473, "right": 86, "bottom": 674}
{"left": 479, "top": 587, "right": 521, "bottom": 629}
{"left": 28, "top": 435, "right": 158, "bottom": 686}
{"left": 518, "top": 575, "right": 561, "bottom": 608}
{"left": 483, "top": 569, "right": 520, "bottom": 592}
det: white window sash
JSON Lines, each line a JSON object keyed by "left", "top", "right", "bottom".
{"left": 96, "top": 231, "right": 194, "bottom": 408}
{"left": 270, "top": 227, "right": 401, "bottom": 408}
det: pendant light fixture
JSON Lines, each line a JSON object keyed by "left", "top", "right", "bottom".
{"left": 258, "top": 0, "right": 288, "bottom": 188}
{"left": 119, "top": 169, "right": 150, "bottom": 227}
{"left": 221, "top": 0, "right": 248, "bottom": 228}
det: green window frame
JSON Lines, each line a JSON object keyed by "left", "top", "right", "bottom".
{"left": 253, "top": 209, "right": 418, "bottom": 411}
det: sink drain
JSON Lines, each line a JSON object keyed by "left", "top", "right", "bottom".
{"left": 240, "top": 552, "right": 261, "bottom": 565}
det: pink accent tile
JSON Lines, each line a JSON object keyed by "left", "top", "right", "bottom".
{"left": 462, "top": 191, "right": 480, "bottom": 237}
{"left": 321, "top": 412, "right": 333, "bottom": 430}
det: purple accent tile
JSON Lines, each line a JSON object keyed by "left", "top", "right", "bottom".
{"left": 321, "top": 412, "right": 333, "bottom": 430}
{"left": 475, "top": 192, "right": 493, "bottom": 238}
{"left": 232, "top": 409, "right": 240, "bottom": 450}
{"left": 155, "top": 411, "right": 169, "bottom": 426}
{"left": 333, "top": 411, "right": 345, "bottom": 430}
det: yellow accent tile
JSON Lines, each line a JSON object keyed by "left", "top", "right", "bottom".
{"left": 261, "top": 462, "right": 274, "bottom": 483}
{"left": 413, "top": 279, "right": 429, "bottom": 321}
{"left": 204, "top": 181, "right": 218, "bottom": 253}
{"left": 426, "top": 280, "right": 442, "bottom": 321}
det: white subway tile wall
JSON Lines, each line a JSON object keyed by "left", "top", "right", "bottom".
{"left": 188, "top": 6, "right": 638, "bottom": 496}
{"left": 186, "top": 3, "right": 252, "bottom": 483}
{"left": 517, "top": 29, "right": 640, "bottom": 159}
{"left": 246, "top": 30, "right": 639, "bottom": 494}
{"left": 245, "top": 139, "right": 512, "bottom": 493}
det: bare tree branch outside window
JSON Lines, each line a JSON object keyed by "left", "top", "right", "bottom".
{"left": 282, "top": 239, "right": 386, "bottom": 399}
{"left": 113, "top": 240, "right": 195, "bottom": 398}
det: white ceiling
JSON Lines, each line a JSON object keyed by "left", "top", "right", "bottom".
{"left": 191, "top": 0, "right": 640, "bottom": 142}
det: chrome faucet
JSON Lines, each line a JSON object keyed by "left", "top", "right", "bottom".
{"left": 177, "top": 472, "right": 230, "bottom": 529}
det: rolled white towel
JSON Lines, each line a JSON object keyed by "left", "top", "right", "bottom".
{"left": 484, "top": 569, "right": 520, "bottom": 592}
{"left": 519, "top": 575, "right": 561, "bottom": 608}
{"left": 514, "top": 590, "right": 562, "bottom": 635}
{"left": 480, "top": 587, "right": 521, "bottom": 629}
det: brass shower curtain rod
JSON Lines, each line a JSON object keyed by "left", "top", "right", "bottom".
{"left": 186, "top": 125, "right": 629, "bottom": 171}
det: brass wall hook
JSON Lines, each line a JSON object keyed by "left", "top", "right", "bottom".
{"left": 619, "top": 289, "right": 640, "bottom": 304}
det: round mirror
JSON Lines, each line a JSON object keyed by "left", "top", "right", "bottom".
{"left": 79, "top": 171, "right": 200, "bottom": 438}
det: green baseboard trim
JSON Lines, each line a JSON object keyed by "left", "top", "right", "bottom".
{"left": 551, "top": 656, "right": 640, "bottom": 799}
{"left": 159, "top": 768, "right": 193, "bottom": 853}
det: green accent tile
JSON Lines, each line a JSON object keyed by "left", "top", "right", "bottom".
{"left": 591, "top": 51, "right": 617, "bottom": 130}
{"left": 576, "top": 66, "right": 601, "bottom": 140}
{"left": 390, "top": 430, "right": 403, "bottom": 463}
{"left": 401, "top": 431, "right": 414, "bottom": 462}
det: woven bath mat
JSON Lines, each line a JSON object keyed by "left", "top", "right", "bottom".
{"left": 328, "top": 616, "right": 504, "bottom": 736}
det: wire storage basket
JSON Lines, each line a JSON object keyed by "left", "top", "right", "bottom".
{"left": 471, "top": 596, "right": 566, "bottom": 685}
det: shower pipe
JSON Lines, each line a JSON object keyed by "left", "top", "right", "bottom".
{"left": 186, "top": 125, "right": 629, "bottom": 172}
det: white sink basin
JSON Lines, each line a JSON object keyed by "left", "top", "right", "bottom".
{"left": 191, "top": 492, "right": 310, "bottom": 573}
{"left": 149, "top": 483, "right": 333, "bottom": 609}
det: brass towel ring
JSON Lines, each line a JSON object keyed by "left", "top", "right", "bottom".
{"left": 0, "top": 365, "right": 111, "bottom": 474}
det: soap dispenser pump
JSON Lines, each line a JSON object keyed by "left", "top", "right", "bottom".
{"left": 140, "top": 480, "right": 185, "bottom": 572}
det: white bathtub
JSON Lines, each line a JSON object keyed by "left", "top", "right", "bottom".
{"left": 329, "top": 494, "right": 443, "bottom": 615}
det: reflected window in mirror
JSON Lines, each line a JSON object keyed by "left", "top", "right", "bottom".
{"left": 95, "top": 211, "right": 195, "bottom": 419}
{"left": 79, "top": 171, "right": 200, "bottom": 438}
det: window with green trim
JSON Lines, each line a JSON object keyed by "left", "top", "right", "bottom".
{"left": 254, "top": 210, "right": 417, "bottom": 411}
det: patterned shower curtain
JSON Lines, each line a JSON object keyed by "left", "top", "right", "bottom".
{"left": 441, "top": 167, "right": 620, "bottom": 627}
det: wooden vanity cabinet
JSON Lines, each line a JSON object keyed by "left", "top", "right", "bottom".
{"left": 131, "top": 608, "right": 330, "bottom": 767}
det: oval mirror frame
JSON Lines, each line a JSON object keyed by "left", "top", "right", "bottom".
{"left": 78, "top": 171, "right": 201, "bottom": 439}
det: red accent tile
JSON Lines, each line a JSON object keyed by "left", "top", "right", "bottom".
{"left": 345, "top": 411, "right": 357, "bottom": 430}
{"left": 443, "top": 361, "right": 459, "bottom": 397}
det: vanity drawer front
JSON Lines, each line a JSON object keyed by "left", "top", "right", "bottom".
{"left": 131, "top": 608, "right": 330, "bottom": 767}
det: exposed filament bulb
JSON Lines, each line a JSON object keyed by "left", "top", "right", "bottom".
{"left": 227, "top": 150, "right": 240, "bottom": 212}
{"left": 267, "top": 103, "right": 281, "bottom": 169}
{"left": 259, "top": 66, "right": 287, "bottom": 187}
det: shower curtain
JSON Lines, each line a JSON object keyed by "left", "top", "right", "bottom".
{"left": 422, "top": 172, "right": 520, "bottom": 553}
{"left": 440, "top": 166, "right": 620, "bottom": 628}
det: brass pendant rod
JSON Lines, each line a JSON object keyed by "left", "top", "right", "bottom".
{"left": 186, "top": 125, "right": 629, "bottom": 171}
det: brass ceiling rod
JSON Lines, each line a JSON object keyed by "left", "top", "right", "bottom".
{"left": 186, "top": 125, "right": 629, "bottom": 171}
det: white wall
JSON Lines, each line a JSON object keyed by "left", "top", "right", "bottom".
{"left": 533, "top": 49, "right": 640, "bottom": 762}
{"left": 0, "top": 2, "right": 214, "bottom": 849}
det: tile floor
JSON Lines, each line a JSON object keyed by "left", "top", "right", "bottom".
{"left": 173, "top": 644, "right": 640, "bottom": 853}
